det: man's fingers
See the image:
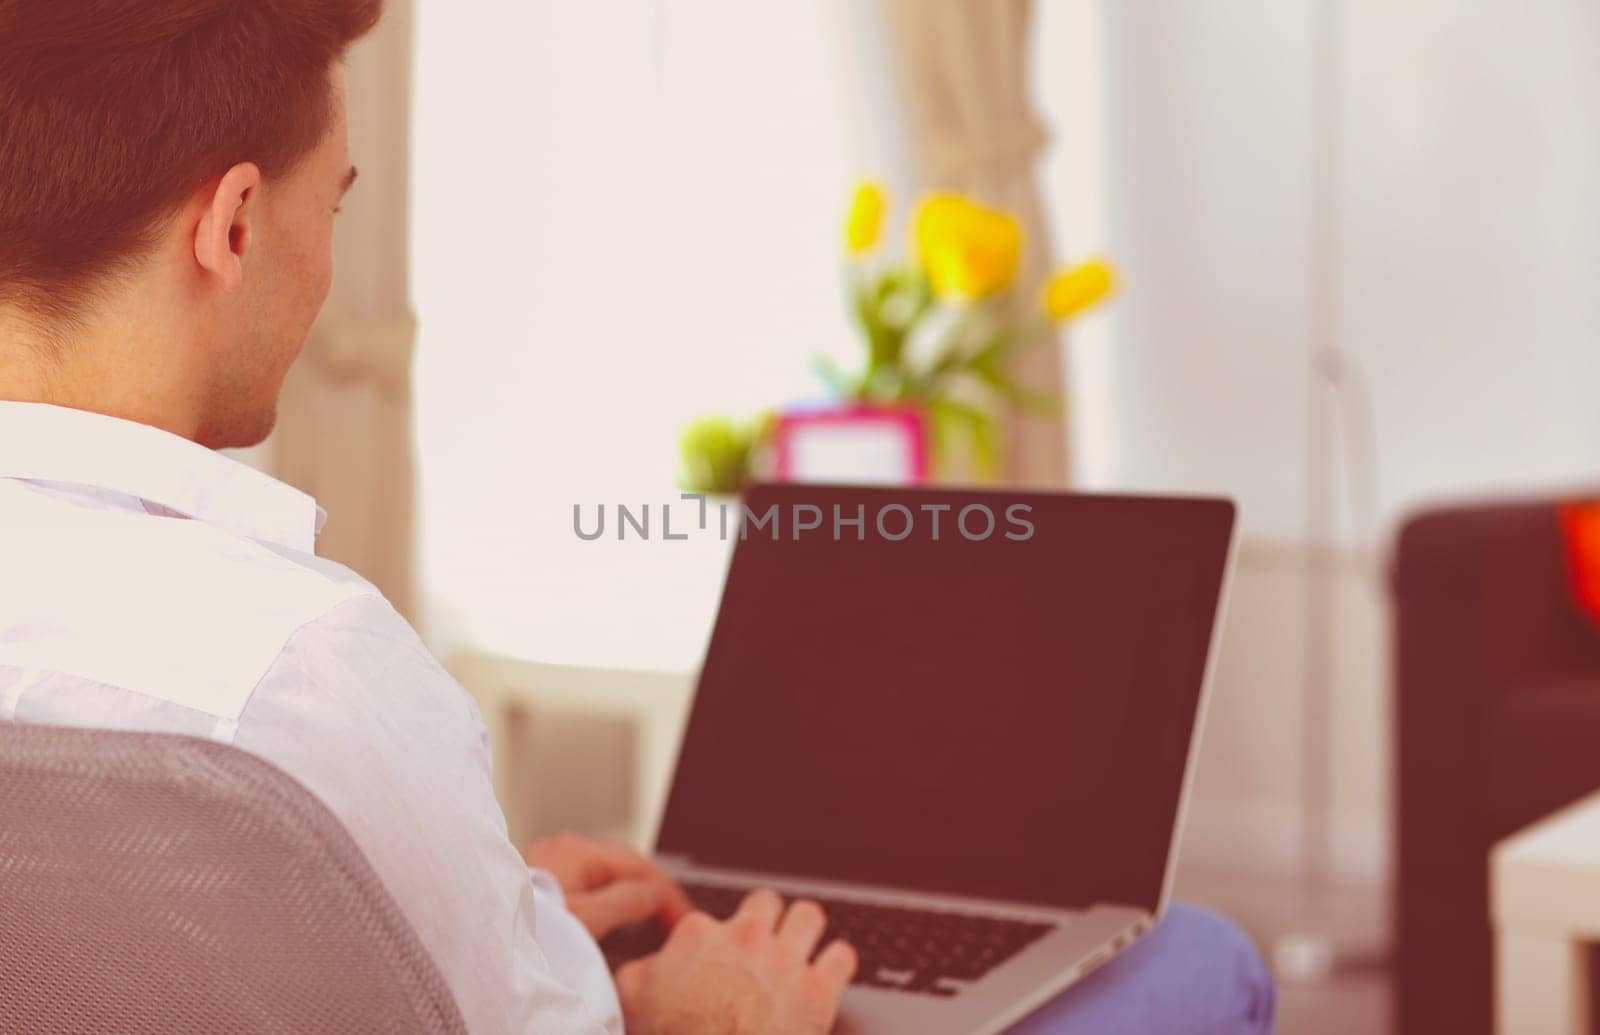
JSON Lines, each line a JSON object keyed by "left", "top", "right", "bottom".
{"left": 576, "top": 841, "right": 694, "bottom": 925}
{"left": 776, "top": 899, "right": 827, "bottom": 957}
{"left": 569, "top": 878, "right": 661, "bottom": 939}
{"left": 614, "top": 956, "right": 648, "bottom": 999}
{"left": 730, "top": 887, "right": 783, "bottom": 936}
{"left": 664, "top": 909, "right": 717, "bottom": 949}
{"left": 650, "top": 872, "right": 694, "bottom": 927}
{"left": 577, "top": 840, "right": 661, "bottom": 888}
{"left": 526, "top": 834, "right": 694, "bottom": 930}
{"left": 812, "top": 939, "right": 859, "bottom": 1001}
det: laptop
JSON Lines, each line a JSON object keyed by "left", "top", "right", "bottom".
{"left": 605, "top": 483, "right": 1238, "bottom": 1034}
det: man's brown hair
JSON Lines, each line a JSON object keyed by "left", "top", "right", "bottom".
{"left": 0, "top": 0, "right": 382, "bottom": 321}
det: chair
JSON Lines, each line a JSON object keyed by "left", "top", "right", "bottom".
{"left": 0, "top": 721, "right": 467, "bottom": 1034}
{"left": 1394, "top": 497, "right": 1600, "bottom": 1035}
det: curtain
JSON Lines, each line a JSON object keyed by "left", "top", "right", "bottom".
{"left": 879, "top": 0, "right": 1068, "bottom": 486}
{"left": 272, "top": 0, "right": 418, "bottom": 619}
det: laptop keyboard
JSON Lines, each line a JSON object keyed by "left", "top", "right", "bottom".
{"left": 602, "top": 880, "right": 1056, "bottom": 997}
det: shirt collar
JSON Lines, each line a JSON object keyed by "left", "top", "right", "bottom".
{"left": 0, "top": 401, "right": 325, "bottom": 553}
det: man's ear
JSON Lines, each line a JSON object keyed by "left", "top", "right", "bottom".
{"left": 193, "top": 162, "right": 262, "bottom": 293}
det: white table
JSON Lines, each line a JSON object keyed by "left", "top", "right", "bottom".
{"left": 1492, "top": 790, "right": 1600, "bottom": 1034}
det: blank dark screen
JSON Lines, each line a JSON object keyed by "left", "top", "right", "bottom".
{"left": 657, "top": 484, "right": 1234, "bottom": 913}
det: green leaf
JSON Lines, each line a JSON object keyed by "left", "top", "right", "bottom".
{"left": 677, "top": 414, "right": 770, "bottom": 495}
{"left": 926, "top": 397, "right": 1001, "bottom": 479}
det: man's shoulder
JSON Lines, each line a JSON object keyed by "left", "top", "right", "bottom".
{"left": 0, "top": 479, "right": 387, "bottom": 719}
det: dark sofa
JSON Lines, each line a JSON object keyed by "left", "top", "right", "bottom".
{"left": 1394, "top": 497, "right": 1600, "bottom": 1035}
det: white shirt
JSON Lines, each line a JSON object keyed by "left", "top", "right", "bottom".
{"left": 0, "top": 401, "right": 620, "bottom": 1034}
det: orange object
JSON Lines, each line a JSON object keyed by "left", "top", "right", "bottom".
{"left": 1560, "top": 501, "right": 1600, "bottom": 624}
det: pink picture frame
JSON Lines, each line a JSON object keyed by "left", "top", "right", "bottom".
{"left": 772, "top": 405, "right": 929, "bottom": 485}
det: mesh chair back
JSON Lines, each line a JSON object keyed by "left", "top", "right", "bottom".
{"left": 0, "top": 721, "right": 468, "bottom": 1034}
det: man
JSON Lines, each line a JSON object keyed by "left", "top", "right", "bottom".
{"left": 0, "top": 2, "right": 1273, "bottom": 1033}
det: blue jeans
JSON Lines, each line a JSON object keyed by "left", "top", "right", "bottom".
{"left": 1008, "top": 904, "right": 1277, "bottom": 1035}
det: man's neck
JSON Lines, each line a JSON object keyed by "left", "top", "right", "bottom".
{"left": 0, "top": 305, "right": 206, "bottom": 442}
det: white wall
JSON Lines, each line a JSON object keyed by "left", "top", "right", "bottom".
{"left": 1175, "top": 547, "right": 1390, "bottom": 886}
{"left": 1341, "top": 0, "right": 1600, "bottom": 523}
{"left": 1075, "top": 0, "right": 1600, "bottom": 544}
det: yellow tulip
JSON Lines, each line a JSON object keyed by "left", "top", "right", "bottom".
{"left": 912, "top": 193, "right": 1023, "bottom": 300}
{"left": 844, "top": 179, "right": 887, "bottom": 255}
{"left": 1041, "top": 257, "right": 1117, "bottom": 321}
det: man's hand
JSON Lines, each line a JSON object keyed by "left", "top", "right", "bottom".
{"left": 522, "top": 832, "right": 693, "bottom": 941}
{"left": 615, "top": 888, "right": 858, "bottom": 1035}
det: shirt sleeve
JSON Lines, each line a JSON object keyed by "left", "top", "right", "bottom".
{"left": 232, "top": 594, "right": 621, "bottom": 1035}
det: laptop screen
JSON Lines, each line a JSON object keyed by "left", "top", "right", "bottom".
{"left": 657, "top": 484, "right": 1235, "bottom": 913}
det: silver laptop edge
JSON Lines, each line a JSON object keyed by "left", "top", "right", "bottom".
{"left": 1154, "top": 511, "right": 1242, "bottom": 918}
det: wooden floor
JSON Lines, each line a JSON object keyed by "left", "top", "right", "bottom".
{"left": 1173, "top": 869, "right": 1395, "bottom": 1035}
